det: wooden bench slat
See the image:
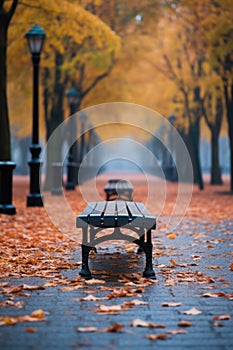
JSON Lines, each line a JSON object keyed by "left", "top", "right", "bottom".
{"left": 89, "top": 201, "right": 106, "bottom": 226}
{"left": 76, "top": 202, "right": 97, "bottom": 227}
{"left": 136, "top": 202, "right": 155, "bottom": 218}
{"left": 116, "top": 201, "right": 130, "bottom": 226}
{"left": 125, "top": 201, "right": 144, "bottom": 227}
{"left": 135, "top": 202, "right": 156, "bottom": 229}
{"left": 126, "top": 201, "right": 144, "bottom": 219}
{"left": 103, "top": 201, "right": 117, "bottom": 227}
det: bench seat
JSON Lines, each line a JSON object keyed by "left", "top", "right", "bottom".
{"left": 76, "top": 201, "right": 156, "bottom": 279}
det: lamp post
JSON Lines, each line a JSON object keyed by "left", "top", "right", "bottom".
{"left": 0, "top": 161, "right": 16, "bottom": 215}
{"left": 65, "top": 87, "right": 79, "bottom": 190}
{"left": 25, "top": 24, "right": 46, "bottom": 206}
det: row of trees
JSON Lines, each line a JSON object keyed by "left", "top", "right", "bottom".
{"left": 1, "top": 0, "right": 233, "bottom": 191}
{"left": 158, "top": 0, "right": 233, "bottom": 191}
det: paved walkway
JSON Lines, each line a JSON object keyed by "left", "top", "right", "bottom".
{"left": 0, "top": 216, "right": 233, "bottom": 350}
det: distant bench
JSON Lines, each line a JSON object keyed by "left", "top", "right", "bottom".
{"left": 104, "top": 179, "right": 134, "bottom": 201}
{"left": 76, "top": 200, "right": 156, "bottom": 279}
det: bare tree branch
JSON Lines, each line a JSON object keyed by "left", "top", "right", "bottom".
{"left": 81, "top": 53, "right": 115, "bottom": 98}
{"left": 6, "top": 0, "right": 18, "bottom": 24}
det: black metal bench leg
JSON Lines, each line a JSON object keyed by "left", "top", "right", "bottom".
{"left": 79, "top": 244, "right": 92, "bottom": 279}
{"left": 143, "top": 230, "right": 156, "bottom": 278}
{"left": 137, "top": 232, "right": 145, "bottom": 254}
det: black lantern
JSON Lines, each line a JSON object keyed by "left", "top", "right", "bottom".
{"left": 25, "top": 24, "right": 46, "bottom": 206}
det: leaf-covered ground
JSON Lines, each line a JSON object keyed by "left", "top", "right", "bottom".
{"left": 1, "top": 174, "right": 232, "bottom": 280}
{"left": 0, "top": 174, "right": 232, "bottom": 349}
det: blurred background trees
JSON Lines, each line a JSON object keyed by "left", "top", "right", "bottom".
{"left": 1, "top": 0, "right": 233, "bottom": 190}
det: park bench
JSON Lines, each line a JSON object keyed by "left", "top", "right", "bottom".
{"left": 104, "top": 179, "right": 134, "bottom": 201}
{"left": 76, "top": 200, "right": 156, "bottom": 279}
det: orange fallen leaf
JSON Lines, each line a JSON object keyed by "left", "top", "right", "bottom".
{"left": 25, "top": 327, "right": 37, "bottom": 333}
{"left": 178, "top": 320, "right": 192, "bottom": 327}
{"left": 130, "top": 318, "right": 166, "bottom": 328}
{"left": 229, "top": 262, "right": 233, "bottom": 271}
{"left": 146, "top": 333, "right": 167, "bottom": 340}
{"left": 167, "top": 233, "right": 177, "bottom": 240}
{"left": 77, "top": 324, "right": 124, "bottom": 333}
{"left": 205, "top": 265, "right": 221, "bottom": 270}
{"left": 99, "top": 323, "right": 124, "bottom": 333}
{"left": 107, "top": 287, "right": 135, "bottom": 299}
{"left": 200, "top": 292, "right": 226, "bottom": 298}
{"left": 213, "top": 314, "right": 231, "bottom": 321}
{"left": 85, "top": 279, "right": 106, "bottom": 285}
{"left": 169, "top": 259, "right": 180, "bottom": 267}
{"left": 30, "top": 309, "right": 47, "bottom": 319}
{"left": 125, "top": 245, "right": 135, "bottom": 253}
{"left": 0, "top": 316, "right": 18, "bottom": 326}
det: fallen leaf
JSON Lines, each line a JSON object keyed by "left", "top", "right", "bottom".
{"left": 99, "top": 323, "right": 124, "bottom": 333}
{"left": 125, "top": 245, "right": 135, "bottom": 253}
{"left": 130, "top": 318, "right": 166, "bottom": 328}
{"left": 78, "top": 294, "right": 105, "bottom": 302}
{"left": 161, "top": 302, "right": 182, "bottom": 307}
{"left": 183, "top": 307, "right": 202, "bottom": 315}
{"left": 229, "top": 262, "right": 233, "bottom": 271}
{"left": 107, "top": 287, "right": 135, "bottom": 299}
{"left": 178, "top": 320, "right": 192, "bottom": 327}
{"left": 85, "top": 279, "right": 106, "bottom": 285}
{"left": 169, "top": 259, "right": 180, "bottom": 267}
{"left": 167, "top": 329, "right": 188, "bottom": 335}
{"left": 30, "top": 309, "right": 47, "bottom": 319}
{"left": 146, "top": 333, "right": 167, "bottom": 340}
{"left": 213, "top": 321, "right": 223, "bottom": 327}
{"left": 95, "top": 304, "right": 128, "bottom": 314}
{"left": 124, "top": 299, "right": 148, "bottom": 306}
{"left": 76, "top": 324, "right": 124, "bottom": 333}
{"left": 22, "top": 284, "right": 45, "bottom": 291}
{"left": 25, "top": 327, "right": 37, "bottom": 333}
{"left": 167, "top": 234, "right": 177, "bottom": 240}
{"left": 0, "top": 316, "right": 18, "bottom": 326}
{"left": 206, "top": 265, "right": 221, "bottom": 270}
{"left": 213, "top": 314, "right": 231, "bottom": 321}
{"left": 200, "top": 292, "right": 226, "bottom": 298}
{"left": 77, "top": 326, "right": 98, "bottom": 332}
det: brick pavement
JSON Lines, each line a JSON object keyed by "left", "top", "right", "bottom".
{"left": 0, "top": 218, "right": 233, "bottom": 350}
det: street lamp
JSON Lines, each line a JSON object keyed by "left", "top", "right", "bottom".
{"left": 25, "top": 24, "right": 46, "bottom": 206}
{"left": 65, "top": 87, "right": 80, "bottom": 190}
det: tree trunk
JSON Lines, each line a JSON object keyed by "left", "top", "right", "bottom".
{"left": 43, "top": 52, "right": 65, "bottom": 190}
{"left": 191, "top": 87, "right": 204, "bottom": 190}
{"left": 211, "top": 129, "right": 222, "bottom": 185}
{"left": 0, "top": 19, "right": 11, "bottom": 160}
{"left": 189, "top": 120, "right": 204, "bottom": 190}
{"left": 202, "top": 92, "right": 223, "bottom": 185}
{"left": 223, "top": 81, "right": 233, "bottom": 192}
